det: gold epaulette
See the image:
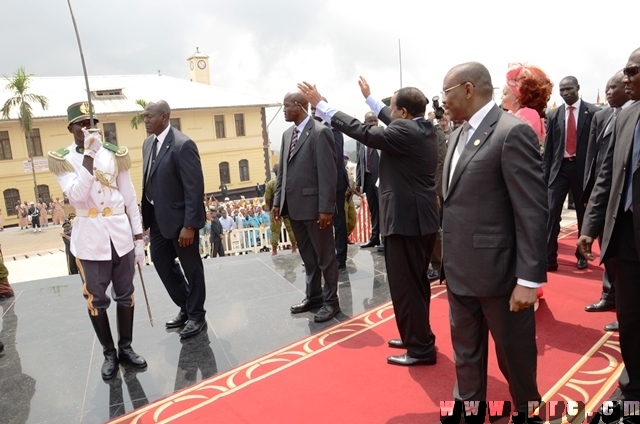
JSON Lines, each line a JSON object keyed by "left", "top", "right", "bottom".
{"left": 47, "top": 148, "right": 74, "bottom": 175}
{"left": 102, "top": 142, "right": 131, "bottom": 172}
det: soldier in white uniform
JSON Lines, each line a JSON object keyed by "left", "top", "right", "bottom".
{"left": 48, "top": 102, "right": 146, "bottom": 379}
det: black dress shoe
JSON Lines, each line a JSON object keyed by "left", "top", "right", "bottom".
{"left": 180, "top": 319, "right": 207, "bottom": 338}
{"left": 338, "top": 262, "right": 347, "bottom": 270}
{"left": 387, "top": 353, "right": 436, "bottom": 366}
{"left": 427, "top": 269, "right": 440, "bottom": 281}
{"left": 577, "top": 258, "right": 588, "bottom": 270}
{"left": 314, "top": 304, "right": 340, "bottom": 322}
{"left": 290, "top": 298, "right": 323, "bottom": 314}
{"left": 119, "top": 347, "right": 147, "bottom": 368}
{"left": 585, "top": 299, "right": 615, "bottom": 312}
{"left": 547, "top": 262, "right": 558, "bottom": 272}
{"left": 102, "top": 352, "right": 119, "bottom": 380}
{"left": 377, "top": 244, "right": 385, "bottom": 253}
{"left": 165, "top": 311, "right": 188, "bottom": 328}
{"left": 387, "top": 339, "right": 405, "bottom": 349}
{"left": 360, "top": 240, "right": 380, "bottom": 248}
{"left": 604, "top": 321, "right": 619, "bottom": 332}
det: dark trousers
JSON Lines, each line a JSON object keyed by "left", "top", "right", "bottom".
{"left": 149, "top": 207, "right": 206, "bottom": 322}
{"left": 290, "top": 218, "right": 339, "bottom": 306}
{"left": 363, "top": 173, "right": 380, "bottom": 242}
{"left": 597, "top": 233, "right": 617, "bottom": 302}
{"left": 31, "top": 216, "right": 40, "bottom": 228}
{"left": 211, "top": 239, "right": 225, "bottom": 257}
{"left": 385, "top": 234, "right": 437, "bottom": 359}
{"left": 77, "top": 243, "right": 135, "bottom": 315}
{"left": 333, "top": 190, "right": 347, "bottom": 264}
{"left": 447, "top": 290, "right": 540, "bottom": 412}
{"left": 613, "top": 211, "right": 640, "bottom": 399}
{"left": 547, "top": 159, "right": 586, "bottom": 263}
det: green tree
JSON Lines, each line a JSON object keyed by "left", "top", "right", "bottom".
{"left": 1, "top": 66, "right": 49, "bottom": 202}
{"left": 129, "top": 98, "right": 147, "bottom": 130}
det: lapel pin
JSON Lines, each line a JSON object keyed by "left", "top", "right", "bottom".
{"left": 473, "top": 139, "right": 480, "bottom": 146}
{"left": 483, "top": 132, "right": 487, "bottom": 135}
{"left": 305, "top": 131, "right": 309, "bottom": 136}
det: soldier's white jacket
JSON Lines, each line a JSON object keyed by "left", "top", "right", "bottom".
{"left": 52, "top": 144, "right": 143, "bottom": 261}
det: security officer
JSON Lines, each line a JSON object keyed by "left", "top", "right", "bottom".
{"left": 48, "top": 102, "right": 146, "bottom": 379}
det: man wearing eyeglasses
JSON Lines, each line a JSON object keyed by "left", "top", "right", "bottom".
{"left": 440, "top": 62, "right": 547, "bottom": 421}
{"left": 578, "top": 48, "right": 640, "bottom": 410}
{"left": 543, "top": 76, "right": 600, "bottom": 272}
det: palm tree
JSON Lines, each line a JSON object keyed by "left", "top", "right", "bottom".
{"left": 130, "top": 98, "right": 147, "bottom": 130}
{"left": 1, "top": 67, "right": 48, "bottom": 202}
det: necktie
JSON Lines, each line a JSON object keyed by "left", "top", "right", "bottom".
{"left": 366, "top": 146, "right": 372, "bottom": 173}
{"left": 449, "top": 122, "right": 471, "bottom": 186}
{"left": 624, "top": 120, "right": 640, "bottom": 211}
{"left": 145, "top": 137, "right": 158, "bottom": 203}
{"left": 566, "top": 105, "right": 577, "bottom": 156}
{"left": 288, "top": 128, "right": 299, "bottom": 161}
{"left": 603, "top": 109, "right": 618, "bottom": 135}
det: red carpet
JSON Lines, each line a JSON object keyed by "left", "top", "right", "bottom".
{"left": 111, "top": 225, "right": 623, "bottom": 424}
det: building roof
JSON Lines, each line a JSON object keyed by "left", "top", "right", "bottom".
{"left": 0, "top": 74, "right": 280, "bottom": 120}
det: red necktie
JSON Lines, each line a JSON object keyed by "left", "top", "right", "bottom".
{"left": 566, "top": 105, "right": 577, "bottom": 156}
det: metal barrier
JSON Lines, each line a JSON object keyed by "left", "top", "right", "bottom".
{"left": 218, "top": 226, "right": 294, "bottom": 256}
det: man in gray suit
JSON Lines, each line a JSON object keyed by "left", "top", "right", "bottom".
{"left": 578, "top": 47, "right": 640, "bottom": 410}
{"left": 273, "top": 91, "right": 340, "bottom": 323}
{"left": 582, "top": 71, "right": 633, "bottom": 322}
{"left": 441, "top": 62, "right": 548, "bottom": 419}
{"left": 141, "top": 100, "right": 207, "bottom": 339}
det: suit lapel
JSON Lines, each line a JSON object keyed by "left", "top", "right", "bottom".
{"left": 601, "top": 111, "right": 616, "bottom": 139}
{"left": 151, "top": 126, "right": 173, "bottom": 176}
{"left": 577, "top": 102, "right": 591, "bottom": 141}
{"left": 447, "top": 106, "right": 501, "bottom": 197}
{"left": 289, "top": 119, "right": 313, "bottom": 161}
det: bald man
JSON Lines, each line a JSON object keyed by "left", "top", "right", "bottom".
{"left": 141, "top": 100, "right": 207, "bottom": 339}
{"left": 441, "top": 62, "right": 547, "bottom": 419}
{"left": 273, "top": 91, "right": 340, "bottom": 323}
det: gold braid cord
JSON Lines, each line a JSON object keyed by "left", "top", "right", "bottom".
{"left": 95, "top": 170, "right": 118, "bottom": 192}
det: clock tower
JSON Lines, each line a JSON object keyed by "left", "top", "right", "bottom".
{"left": 187, "top": 47, "right": 210, "bottom": 85}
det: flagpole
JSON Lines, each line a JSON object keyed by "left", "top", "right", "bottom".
{"left": 66, "top": 0, "right": 96, "bottom": 127}
{"left": 398, "top": 39, "right": 403, "bottom": 88}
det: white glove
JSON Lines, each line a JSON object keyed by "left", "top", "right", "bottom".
{"left": 82, "top": 128, "right": 103, "bottom": 153}
{"left": 134, "top": 239, "right": 145, "bottom": 267}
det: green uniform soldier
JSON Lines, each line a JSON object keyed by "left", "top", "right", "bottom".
{"left": 264, "top": 165, "right": 297, "bottom": 255}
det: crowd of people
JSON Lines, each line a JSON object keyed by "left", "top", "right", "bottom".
{"left": 12, "top": 197, "right": 67, "bottom": 231}
{"left": 2, "top": 46, "right": 639, "bottom": 423}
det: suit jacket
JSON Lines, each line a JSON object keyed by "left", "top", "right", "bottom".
{"left": 330, "top": 126, "right": 349, "bottom": 193}
{"left": 331, "top": 108, "right": 439, "bottom": 237}
{"left": 542, "top": 100, "right": 600, "bottom": 185}
{"left": 581, "top": 107, "right": 614, "bottom": 204}
{"left": 274, "top": 118, "right": 337, "bottom": 221}
{"left": 582, "top": 101, "right": 640, "bottom": 261}
{"left": 355, "top": 142, "right": 379, "bottom": 189}
{"left": 442, "top": 105, "right": 548, "bottom": 296}
{"left": 141, "top": 126, "right": 205, "bottom": 239}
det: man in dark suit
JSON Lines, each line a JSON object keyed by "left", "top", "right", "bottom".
{"left": 543, "top": 76, "right": 600, "bottom": 271}
{"left": 299, "top": 77, "right": 440, "bottom": 366}
{"left": 356, "top": 112, "right": 381, "bottom": 249}
{"left": 273, "top": 91, "right": 340, "bottom": 323}
{"left": 582, "top": 71, "right": 633, "bottom": 324}
{"left": 578, "top": 47, "right": 640, "bottom": 408}
{"left": 311, "top": 100, "right": 350, "bottom": 269}
{"left": 441, "top": 62, "right": 548, "bottom": 418}
{"left": 141, "top": 100, "right": 207, "bottom": 338}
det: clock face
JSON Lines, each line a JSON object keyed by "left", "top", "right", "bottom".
{"left": 190, "top": 61, "right": 194, "bottom": 70}
{"left": 197, "top": 60, "right": 206, "bottom": 70}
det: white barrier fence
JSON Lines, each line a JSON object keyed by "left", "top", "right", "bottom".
{"left": 208, "top": 226, "right": 294, "bottom": 256}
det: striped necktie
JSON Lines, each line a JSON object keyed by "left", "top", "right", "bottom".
{"left": 288, "top": 128, "right": 300, "bottom": 161}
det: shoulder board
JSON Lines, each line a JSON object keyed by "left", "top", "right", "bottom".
{"left": 47, "top": 148, "right": 70, "bottom": 160}
{"left": 102, "top": 142, "right": 126, "bottom": 154}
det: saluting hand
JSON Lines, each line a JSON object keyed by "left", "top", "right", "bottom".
{"left": 298, "top": 82, "right": 323, "bottom": 107}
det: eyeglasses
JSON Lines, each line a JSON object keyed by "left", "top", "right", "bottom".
{"left": 623, "top": 66, "right": 639, "bottom": 77}
{"left": 441, "top": 82, "right": 473, "bottom": 97}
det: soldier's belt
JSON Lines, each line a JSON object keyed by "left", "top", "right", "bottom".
{"left": 76, "top": 207, "right": 125, "bottom": 218}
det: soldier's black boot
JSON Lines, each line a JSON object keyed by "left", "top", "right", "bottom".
{"left": 117, "top": 306, "right": 147, "bottom": 368}
{"left": 89, "top": 311, "right": 119, "bottom": 379}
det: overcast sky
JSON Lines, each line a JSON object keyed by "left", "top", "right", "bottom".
{"left": 1, "top": 0, "right": 637, "bottom": 152}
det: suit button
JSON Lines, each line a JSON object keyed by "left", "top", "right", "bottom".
{"left": 97, "top": 190, "right": 101, "bottom": 194}
{"left": 100, "top": 202, "right": 104, "bottom": 205}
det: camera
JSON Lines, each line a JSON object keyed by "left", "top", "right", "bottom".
{"left": 432, "top": 96, "right": 445, "bottom": 120}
